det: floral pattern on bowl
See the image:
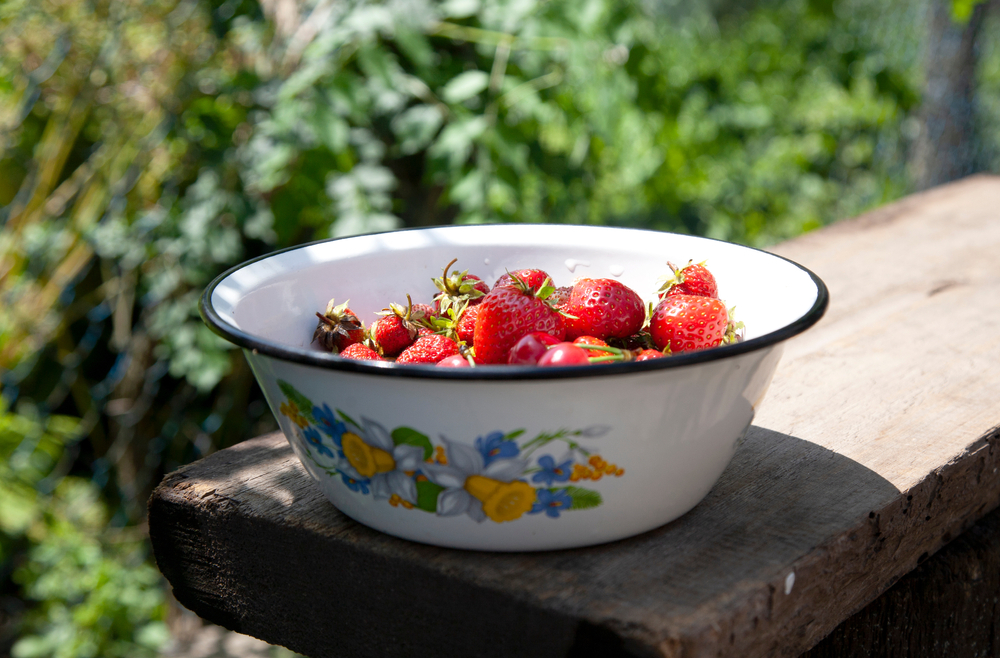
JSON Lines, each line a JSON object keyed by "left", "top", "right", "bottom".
{"left": 277, "top": 380, "right": 624, "bottom": 524}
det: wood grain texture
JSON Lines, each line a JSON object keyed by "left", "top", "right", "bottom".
{"left": 803, "top": 503, "right": 1000, "bottom": 658}
{"left": 149, "top": 175, "right": 1000, "bottom": 658}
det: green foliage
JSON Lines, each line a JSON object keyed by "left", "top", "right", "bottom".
{"left": 232, "top": 0, "right": 918, "bottom": 248}
{"left": 1, "top": 402, "right": 167, "bottom": 658}
{"left": 952, "top": 0, "right": 990, "bottom": 22}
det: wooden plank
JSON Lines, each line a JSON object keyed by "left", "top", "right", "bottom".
{"left": 149, "top": 175, "right": 1000, "bottom": 658}
{"left": 804, "top": 503, "right": 1000, "bottom": 658}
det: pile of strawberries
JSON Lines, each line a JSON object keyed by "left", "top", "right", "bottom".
{"left": 312, "top": 258, "right": 743, "bottom": 367}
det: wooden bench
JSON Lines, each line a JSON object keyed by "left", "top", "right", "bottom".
{"left": 148, "top": 175, "right": 1000, "bottom": 658}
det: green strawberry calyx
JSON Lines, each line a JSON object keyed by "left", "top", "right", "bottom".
{"left": 722, "top": 305, "right": 745, "bottom": 345}
{"left": 420, "top": 301, "right": 467, "bottom": 343}
{"left": 433, "top": 258, "right": 486, "bottom": 317}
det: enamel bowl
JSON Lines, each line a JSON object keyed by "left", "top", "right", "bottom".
{"left": 201, "top": 224, "right": 827, "bottom": 551}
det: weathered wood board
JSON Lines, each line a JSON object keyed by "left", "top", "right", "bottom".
{"left": 149, "top": 175, "right": 1000, "bottom": 658}
{"left": 803, "top": 503, "right": 1000, "bottom": 658}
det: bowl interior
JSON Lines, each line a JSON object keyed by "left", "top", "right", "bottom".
{"left": 208, "top": 225, "right": 824, "bottom": 363}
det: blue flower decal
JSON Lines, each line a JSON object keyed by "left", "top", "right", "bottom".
{"left": 475, "top": 431, "right": 519, "bottom": 466}
{"left": 530, "top": 489, "right": 573, "bottom": 518}
{"left": 341, "top": 474, "right": 371, "bottom": 495}
{"left": 531, "top": 455, "right": 573, "bottom": 486}
{"left": 303, "top": 426, "right": 335, "bottom": 459}
{"left": 313, "top": 403, "right": 347, "bottom": 439}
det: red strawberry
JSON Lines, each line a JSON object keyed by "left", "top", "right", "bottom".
{"left": 493, "top": 268, "right": 552, "bottom": 293}
{"left": 473, "top": 283, "right": 566, "bottom": 364}
{"left": 372, "top": 315, "right": 416, "bottom": 357}
{"left": 635, "top": 348, "right": 666, "bottom": 361}
{"left": 396, "top": 334, "right": 460, "bottom": 365}
{"left": 658, "top": 261, "right": 718, "bottom": 299}
{"left": 571, "top": 336, "right": 616, "bottom": 359}
{"left": 432, "top": 258, "right": 490, "bottom": 316}
{"left": 649, "top": 294, "right": 729, "bottom": 353}
{"left": 313, "top": 298, "right": 365, "bottom": 353}
{"left": 339, "top": 343, "right": 382, "bottom": 361}
{"left": 562, "top": 278, "right": 645, "bottom": 341}
{"left": 456, "top": 303, "right": 481, "bottom": 345}
{"left": 372, "top": 296, "right": 427, "bottom": 357}
{"left": 411, "top": 302, "right": 438, "bottom": 320}
{"left": 548, "top": 285, "right": 573, "bottom": 309}
{"left": 572, "top": 335, "right": 609, "bottom": 348}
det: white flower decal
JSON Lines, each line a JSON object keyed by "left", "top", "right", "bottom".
{"left": 420, "top": 437, "right": 529, "bottom": 523}
{"left": 338, "top": 417, "right": 424, "bottom": 504}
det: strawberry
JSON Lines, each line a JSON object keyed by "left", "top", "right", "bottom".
{"left": 432, "top": 258, "right": 490, "bottom": 317}
{"left": 548, "top": 285, "right": 573, "bottom": 309}
{"left": 372, "top": 315, "right": 415, "bottom": 357}
{"left": 411, "top": 302, "right": 438, "bottom": 321}
{"left": 657, "top": 260, "right": 718, "bottom": 299}
{"left": 473, "top": 281, "right": 566, "bottom": 364}
{"left": 456, "top": 303, "right": 480, "bottom": 345}
{"left": 372, "top": 296, "right": 427, "bottom": 357}
{"left": 572, "top": 335, "right": 615, "bottom": 357}
{"left": 572, "top": 335, "right": 609, "bottom": 348}
{"left": 635, "top": 348, "right": 666, "bottom": 361}
{"left": 649, "top": 294, "right": 730, "bottom": 353}
{"left": 396, "top": 334, "right": 460, "bottom": 365}
{"left": 562, "top": 278, "right": 645, "bottom": 341}
{"left": 493, "top": 268, "right": 552, "bottom": 293}
{"left": 313, "top": 298, "right": 365, "bottom": 353}
{"left": 571, "top": 341, "right": 633, "bottom": 364}
{"left": 339, "top": 343, "right": 382, "bottom": 361}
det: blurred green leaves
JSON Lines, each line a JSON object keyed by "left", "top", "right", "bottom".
{"left": 1, "top": 402, "right": 167, "bottom": 658}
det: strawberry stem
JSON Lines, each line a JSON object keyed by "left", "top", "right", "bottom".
{"left": 575, "top": 344, "right": 627, "bottom": 356}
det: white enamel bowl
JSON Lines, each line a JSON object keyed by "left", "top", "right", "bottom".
{"left": 201, "top": 225, "right": 827, "bottom": 551}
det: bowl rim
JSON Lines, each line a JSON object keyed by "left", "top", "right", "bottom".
{"left": 199, "top": 224, "right": 829, "bottom": 380}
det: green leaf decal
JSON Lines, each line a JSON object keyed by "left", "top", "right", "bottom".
{"left": 392, "top": 427, "right": 434, "bottom": 461}
{"left": 336, "top": 409, "right": 362, "bottom": 430}
{"left": 560, "top": 486, "right": 603, "bottom": 510}
{"left": 504, "top": 429, "right": 526, "bottom": 442}
{"left": 277, "top": 380, "right": 316, "bottom": 424}
{"left": 415, "top": 479, "right": 445, "bottom": 513}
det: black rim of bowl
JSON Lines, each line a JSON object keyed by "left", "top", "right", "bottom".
{"left": 199, "top": 224, "right": 830, "bottom": 380}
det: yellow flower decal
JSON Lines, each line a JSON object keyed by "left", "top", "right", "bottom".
{"left": 569, "top": 455, "right": 625, "bottom": 481}
{"left": 464, "top": 475, "right": 537, "bottom": 523}
{"left": 341, "top": 431, "right": 396, "bottom": 478}
{"left": 279, "top": 401, "right": 309, "bottom": 428}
